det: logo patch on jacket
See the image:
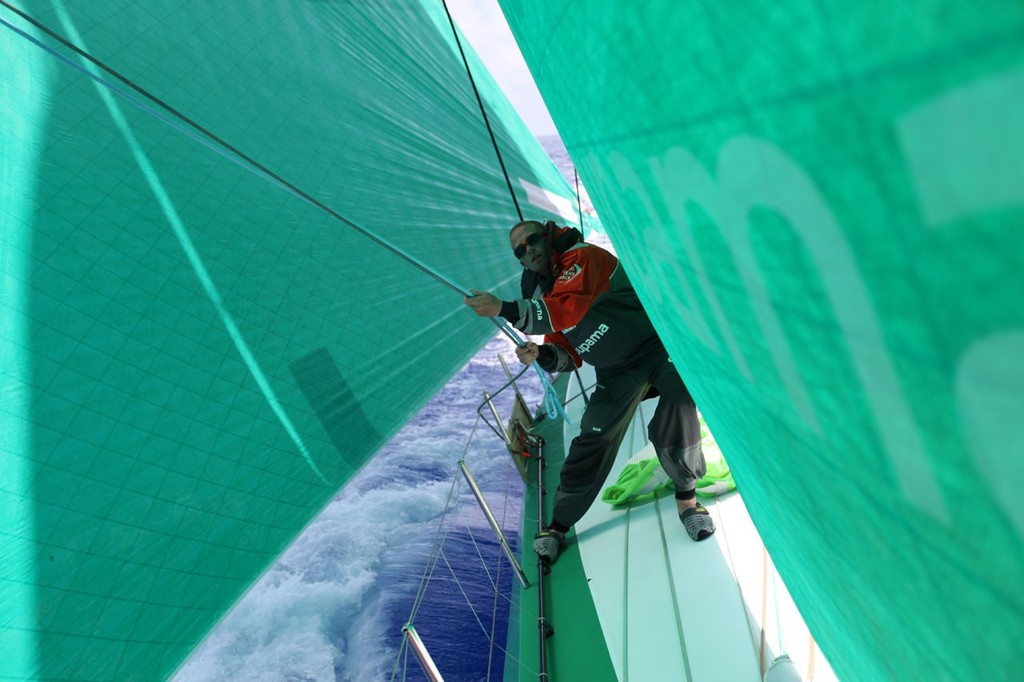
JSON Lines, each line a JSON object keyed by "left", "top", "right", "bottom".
{"left": 559, "top": 264, "right": 582, "bottom": 283}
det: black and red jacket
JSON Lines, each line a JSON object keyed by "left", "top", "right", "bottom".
{"left": 504, "top": 224, "right": 660, "bottom": 371}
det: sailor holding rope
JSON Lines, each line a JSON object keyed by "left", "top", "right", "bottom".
{"left": 465, "top": 219, "right": 715, "bottom": 564}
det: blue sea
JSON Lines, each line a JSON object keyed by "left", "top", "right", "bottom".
{"left": 175, "top": 136, "right": 580, "bottom": 681}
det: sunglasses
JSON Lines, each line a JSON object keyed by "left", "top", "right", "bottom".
{"left": 513, "top": 232, "right": 545, "bottom": 259}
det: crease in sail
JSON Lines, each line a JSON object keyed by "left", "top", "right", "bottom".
{"left": 54, "top": 5, "right": 328, "bottom": 484}
{"left": 0, "top": 8, "right": 49, "bottom": 679}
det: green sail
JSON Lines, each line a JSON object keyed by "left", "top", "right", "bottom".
{"left": 500, "top": 1, "right": 1024, "bottom": 680}
{"left": 0, "top": 2, "right": 574, "bottom": 679}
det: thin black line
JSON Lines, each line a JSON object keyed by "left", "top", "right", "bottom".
{"left": 440, "top": 0, "right": 524, "bottom": 222}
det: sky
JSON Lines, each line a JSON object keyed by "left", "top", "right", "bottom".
{"left": 445, "top": 0, "right": 558, "bottom": 137}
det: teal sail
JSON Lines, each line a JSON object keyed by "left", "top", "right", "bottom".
{"left": 0, "top": 2, "right": 577, "bottom": 679}
{"left": 500, "top": 1, "right": 1024, "bottom": 680}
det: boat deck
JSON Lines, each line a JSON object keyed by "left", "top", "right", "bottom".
{"left": 510, "top": 367, "right": 834, "bottom": 682}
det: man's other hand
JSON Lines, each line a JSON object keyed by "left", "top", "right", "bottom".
{"left": 515, "top": 341, "right": 540, "bottom": 366}
{"left": 464, "top": 289, "right": 501, "bottom": 317}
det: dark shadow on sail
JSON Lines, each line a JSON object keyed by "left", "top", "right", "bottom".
{"left": 289, "top": 347, "right": 382, "bottom": 469}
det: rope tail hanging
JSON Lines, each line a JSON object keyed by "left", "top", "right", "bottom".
{"left": 439, "top": 0, "right": 568, "bottom": 423}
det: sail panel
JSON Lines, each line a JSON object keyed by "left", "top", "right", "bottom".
{"left": 499, "top": 1, "right": 1024, "bottom": 680}
{"left": 0, "top": 2, "right": 571, "bottom": 679}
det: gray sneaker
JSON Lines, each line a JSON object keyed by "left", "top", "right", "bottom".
{"left": 680, "top": 502, "right": 716, "bottom": 541}
{"left": 532, "top": 528, "right": 566, "bottom": 564}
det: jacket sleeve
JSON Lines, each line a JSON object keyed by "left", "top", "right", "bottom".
{"left": 508, "top": 246, "right": 614, "bottom": 335}
{"left": 539, "top": 334, "right": 582, "bottom": 371}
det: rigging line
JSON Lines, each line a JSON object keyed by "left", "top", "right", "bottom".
{"left": 410, "top": 502, "right": 460, "bottom": 624}
{"left": 486, "top": 502, "right": 506, "bottom": 682}
{"left": 708, "top": 491, "right": 764, "bottom": 666}
{"left": 439, "top": 0, "right": 523, "bottom": 223}
{"left": 452, "top": 505, "right": 519, "bottom": 611}
{"left": 435, "top": 0, "right": 571, "bottom": 420}
{"left": 439, "top": 547, "right": 492, "bottom": 637}
{"left": 406, "top": 414, "right": 484, "bottom": 627}
{"left": 435, "top": 547, "right": 542, "bottom": 679}
{"left": 405, "top": 467, "right": 463, "bottom": 625}
{"left": 772, "top": 565, "right": 786, "bottom": 656}
{"left": 0, "top": 2, "right": 524, "bottom": 347}
{"left": 389, "top": 636, "right": 410, "bottom": 682}
{"left": 761, "top": 546, "right": 770, "bottom": 678}
{"left": 434, "top": 546, "right": 539, "bottom": 678}
{"left": 574, "top": 167, "right": 584, "bottom": 237}
{"left": 488, "top": 451, "right": 518, "bottom": 682}
{"left": 457, "top": 506, "right": 500, "bottom": 592}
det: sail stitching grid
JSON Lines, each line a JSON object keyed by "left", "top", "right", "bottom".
{"left": 2, "top": 4, "right": 553, "bottom": 676}
{"left": 38, "top": 4, "right": 331, "bottom": 487}
{"left": 0, "top": 1, "right": 571, "bottom": 422}
{"left": 0, "top": 5, "right": 506, "bottom": 328}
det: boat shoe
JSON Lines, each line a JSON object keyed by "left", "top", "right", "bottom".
{"left": 680, "top": 502, "right": 716, "bottom": 541}
{"left": 532, "top": 528, "right": 566, "bottom": 564}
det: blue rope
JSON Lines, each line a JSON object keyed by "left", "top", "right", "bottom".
{"left": 487, "top": 318, "right": 569, "bottom": 424}
{"left": 540, "top": 365, "right": 569, "bottom": 422}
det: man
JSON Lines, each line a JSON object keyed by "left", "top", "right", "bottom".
{"left": 464, "top": 219, "right": 714, "bottom": 564}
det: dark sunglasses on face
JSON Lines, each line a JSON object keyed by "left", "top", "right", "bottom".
{"left": 513, "top": 232, "right": 545, "bottom": 259}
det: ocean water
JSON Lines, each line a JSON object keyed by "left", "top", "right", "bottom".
{"left": 176, "top": 138, "right": 582, "bottom": 681}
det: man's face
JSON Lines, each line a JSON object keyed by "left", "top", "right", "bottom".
{"left": 510, "top": 224, "right": 549, "bottom": 273}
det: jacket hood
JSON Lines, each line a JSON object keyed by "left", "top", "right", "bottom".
{"left": 520, "top": 222, "right": 584, "bottom": 296}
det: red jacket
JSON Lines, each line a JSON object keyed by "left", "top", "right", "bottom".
{"left": 508, "top": 226, "right": 660, "bottom": 370}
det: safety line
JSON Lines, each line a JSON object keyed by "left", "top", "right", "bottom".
{"left": 439, "top": 0, "right": 523, "bottom": 223}
{"left": 395, "top": 415, "right": 539, "bottom": 680}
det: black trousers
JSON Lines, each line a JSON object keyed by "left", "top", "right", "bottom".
{"left": 551, "top": 343, "right": 705, "bottom": 529}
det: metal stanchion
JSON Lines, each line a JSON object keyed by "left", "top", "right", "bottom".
{"left": 532, "top": 435, "right": 553, "bottom": 680}
{"left": 401, "top": 624, "right": 444, "bottom": 682}
{"left": 458, "top": 460, "right": 530, "bottom": 589}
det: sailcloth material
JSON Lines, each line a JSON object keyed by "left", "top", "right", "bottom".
{"left": 0, "top": 2, "right": 579, "bottom": 679}
{"left": 500, "top": 1, "right": 1024, "bottom": 680}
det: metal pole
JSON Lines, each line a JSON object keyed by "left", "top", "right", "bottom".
{"left": 573, "top": 368, "right": 589, "bottom": 406}
{"left": 497, "top": 353, "right": 526, "bottom": 405}
{"left": 458, "top": 460, "right": 530, "bottom": 589}
{"left": 482, "top": 391, "right": 512, "bottom": 446}
{"left": 402, "top": 624, "right": 445, "bottom": 682}
{"left": 534, "top": 437, "right": 552, "bottom": 680}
